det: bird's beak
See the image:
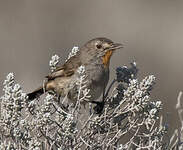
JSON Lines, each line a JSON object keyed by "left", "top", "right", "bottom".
{"left": 110, "top": 43, "right": 124, "bottom": 50}
{"left": 104, "top": 43, "right": 123, "bottom": 52}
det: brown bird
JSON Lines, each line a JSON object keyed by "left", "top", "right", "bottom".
{"left": 28, "top": 37, "right": 123, "bottom": 112}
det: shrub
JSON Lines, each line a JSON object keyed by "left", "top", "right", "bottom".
{"left": 0, "top": 48, "right": 182, "bottom": 150}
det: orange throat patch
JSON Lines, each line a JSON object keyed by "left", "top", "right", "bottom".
{"left": 102, "top": 50, "right": 113, "bottom": 68}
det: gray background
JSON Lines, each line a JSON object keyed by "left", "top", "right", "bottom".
{"left": 0, "top": 0, "right": 183, "bottom": 135}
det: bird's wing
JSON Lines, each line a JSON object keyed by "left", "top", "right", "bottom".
{"left": 46, "top": 55, "right": 82, "bottom": 80}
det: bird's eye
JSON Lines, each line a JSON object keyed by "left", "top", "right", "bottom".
{"left": 96, "top": 44, "right": 102, "bottom": 49}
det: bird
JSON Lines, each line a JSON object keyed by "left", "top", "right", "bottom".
{"left": 27, "top": 37, "right": 123, "bottom": 113}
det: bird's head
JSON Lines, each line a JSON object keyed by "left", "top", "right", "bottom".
{"left": 81, "top": 37, "right": 123, "bottom": 67}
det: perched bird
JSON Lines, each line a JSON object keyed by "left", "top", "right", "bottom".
{"left": 28, "top": 37, "right": 123, "bottom": 112}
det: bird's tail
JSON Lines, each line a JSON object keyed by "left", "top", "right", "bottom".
{"left": 27, "top": 86, "right": 44, "bottom": 101}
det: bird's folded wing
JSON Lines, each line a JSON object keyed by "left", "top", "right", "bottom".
{"left": 46, "top": 55, "right": 81, "bottom": 80}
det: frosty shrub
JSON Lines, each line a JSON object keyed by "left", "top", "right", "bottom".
{"left": 0, "top": 47, "right": 182, "bottom": 150}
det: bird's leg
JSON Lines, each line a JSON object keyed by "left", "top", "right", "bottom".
{"left": 57, "top": 95, "right": 61, "bottom": 104}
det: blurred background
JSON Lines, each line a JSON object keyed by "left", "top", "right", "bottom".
{"left": 0, "top": 0, "right": 182, "bottom": 135}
